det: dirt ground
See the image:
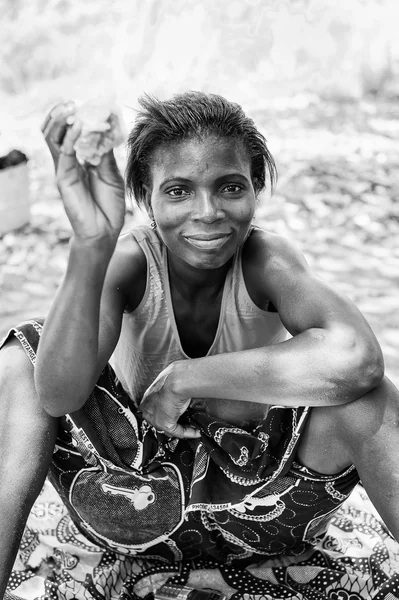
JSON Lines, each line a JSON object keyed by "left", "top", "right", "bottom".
{"left": 1, "top": 95, "right": 398, "bottom": 386}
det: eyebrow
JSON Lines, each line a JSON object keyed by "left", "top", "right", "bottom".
{"left": 159, "top": 173, "right": 250, "bottom": 189}
{"left": 159, "top": 177, "right": 193, "bottom": 188}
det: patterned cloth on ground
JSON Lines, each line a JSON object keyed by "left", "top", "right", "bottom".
{"left": 6, "top": 482, "right": 399, "bottom": 600}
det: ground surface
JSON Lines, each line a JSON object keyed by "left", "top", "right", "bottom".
{"left": 1, "top": 95, "right": 398, "bottom": 385}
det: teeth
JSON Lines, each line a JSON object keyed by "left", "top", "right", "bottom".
{"left": 186, "top": 236, "right": 229, "bottom": 249}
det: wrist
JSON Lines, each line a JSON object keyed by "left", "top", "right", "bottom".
{"left": 167, "top": 360, "right": 194, "bottom": 401}
{"left": 68, "top": 236, "right": 115, "bottom": 283}
{"left": 70, "top": 234, "right": 118, "bottom": 256}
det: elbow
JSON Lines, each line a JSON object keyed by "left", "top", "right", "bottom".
{"left": 354, "top": 355, "right": 384, "bottom": 396}
{"left": 34, "top": 372, "right": 85, "bottom": 417}
{"left": 360, "top": 350, "right": 385, "bottom": 392}
{"left": 43, "top": 404, "right": 68, "bottom": 418}
{"left": 40, "top": 398, "right": 75, "bottom": 418}
{"left": 41, "top": 396, "right": 85, "bottom": 418}
{"left": 337, "top": 331, "right": 385, "bottom": 397}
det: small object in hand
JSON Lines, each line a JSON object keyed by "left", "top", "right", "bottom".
{"left": 73, "top": 97, "right": 127, "bottom": 167}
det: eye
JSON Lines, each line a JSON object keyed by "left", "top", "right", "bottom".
{"left": 221, "top": 184, "right": 244, "bottom": 194}
{"left": 166, "top": 187, "right": 190, "bottom": 198}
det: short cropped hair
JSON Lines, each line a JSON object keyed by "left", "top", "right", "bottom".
{"left": 125, "top": 91, "right": 277, "bottom": 206}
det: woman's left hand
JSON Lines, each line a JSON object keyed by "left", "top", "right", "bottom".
{"left": 140, "top": 365, "right": 200, "bottom": 439}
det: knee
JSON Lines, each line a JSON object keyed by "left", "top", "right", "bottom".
{"left": 358, "top": 375, "right": 399, "bottom": 411}
{"left": 336, "top": 375, "right": 399, "bottom": 442}
{"left": 0, "top": 337, "right": 54, "bottom": 420}
{"left": 0, "top": 336, "right": 35, "bottom": 397}
{"left": 0, "top": 337, "right": 58, "bottom": 461}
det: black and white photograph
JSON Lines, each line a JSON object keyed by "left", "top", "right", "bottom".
{"left": 1, "top": 1, "right": 399, "bottom": 598}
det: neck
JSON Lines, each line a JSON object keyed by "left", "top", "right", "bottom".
{"left": 167, "top": 250, "right": 232, "bottom": 301}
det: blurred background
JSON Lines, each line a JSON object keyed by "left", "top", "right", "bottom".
{"left": 1, "top": 0, "right": 398, "bottom": 384}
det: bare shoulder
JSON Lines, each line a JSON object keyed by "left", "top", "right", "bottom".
{"left": 242, "top": 227, "right": 308, "bottom": 276}
{"left": 241, "top": 227, "right": 309, "bottom": 310}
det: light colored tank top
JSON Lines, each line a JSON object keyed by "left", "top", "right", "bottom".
{"left": 111, "top": 225, "right": 288, "bottom": 406}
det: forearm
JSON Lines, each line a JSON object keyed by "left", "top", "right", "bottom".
{"left": 35, "top": 238, "right": 114, "bottom": 415}
{"left": 173, "top": 328, "right": 383, "bottom": 407}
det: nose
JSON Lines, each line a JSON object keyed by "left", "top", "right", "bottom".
{"left": 194, "top": 191, "right": 224, "bottom": 223}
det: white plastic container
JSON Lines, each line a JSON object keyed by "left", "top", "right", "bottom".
{"left": 0, "top": 161, "right": 30, "bottom": 236}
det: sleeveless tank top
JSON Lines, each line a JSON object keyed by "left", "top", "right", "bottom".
{"left": 111, "top": 225, "right": 288, "bottom": 405}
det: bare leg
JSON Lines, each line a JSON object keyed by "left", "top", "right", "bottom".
{"left": 0, "top": 338, "right": 58, "bottom": 598}
{"left": 334, "top": 376, "right": 399, "bottom": 541}
{"left": 297, "top": 375, "right": 399, "bottom": 541}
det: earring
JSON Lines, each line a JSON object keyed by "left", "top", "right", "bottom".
{"left": 150, "top": 219, "right": 157, "bottom": 230}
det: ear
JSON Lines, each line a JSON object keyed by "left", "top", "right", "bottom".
{"left": 142, "top": 184, "right": 153, "bottom": 218}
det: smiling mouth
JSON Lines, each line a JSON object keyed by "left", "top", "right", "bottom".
{"left": 184, "top": 234, "right": 232, "bottom": 249}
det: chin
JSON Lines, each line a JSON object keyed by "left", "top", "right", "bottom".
{"left": 187, "top": 252, "right": 233, "bottom": 270}
{"left": 183, "top": 236, "right": 241, "bottom": 268}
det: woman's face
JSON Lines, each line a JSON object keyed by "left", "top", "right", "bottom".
{"left": 145, "top": 136, "right": 256, "bottom": 271}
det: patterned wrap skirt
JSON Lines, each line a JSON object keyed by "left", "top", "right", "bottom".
{"left": 2, "top": 319, "right": 399, "bottom": 600}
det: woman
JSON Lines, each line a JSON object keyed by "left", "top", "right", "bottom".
{"left": 1, "top": 92, "right": 399, "bottom": 599}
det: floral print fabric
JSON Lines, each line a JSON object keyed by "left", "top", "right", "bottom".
{"left": 2, "top": 320, "right": 399, "bottom": 599}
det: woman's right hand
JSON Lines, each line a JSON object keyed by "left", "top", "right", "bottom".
{"left": 41, "top": 102, "right": 126, "bottom": 246}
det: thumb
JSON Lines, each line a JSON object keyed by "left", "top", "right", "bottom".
{"left": 56, "top": 120, "right": 83, "bottom": 186}
{"left": 168, "top": 423, "right": 201, "bottom": 440}
{"left": 96, "top": 150, "right": 122, "bottom": 179}
{"left": 90, "top": 151, "right": 125, "bottom": 193}
{"left": 181, "top": 425, "right": 201, "bottom": 439}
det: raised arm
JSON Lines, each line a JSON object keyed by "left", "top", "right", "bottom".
{"left": 35, "top": 234, "right": 146, "bottom": 417}
{"left": 35, "top": 104, "right": 143, "bottom": 416}
{"left": 140, "top": 230, "right": 384, "bottom": 433}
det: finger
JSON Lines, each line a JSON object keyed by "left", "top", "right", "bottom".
{"left": 41, "top": 101, "right": 76, "bottom": 134}
{"left": 41, "top": 102, "right": 64, "bottom": 133}
{"left": 90, "top": 150, "right": 119, "bottom": 179}
{"left": 89, "top": 151, "right": 125, "bottom": 199}
{"left": 166, "top": 424, "right": 201, "bottom": 440}
{"left": 43, "top": 108, "right": 76, "bottom": 146}
{"left": 181, "top": 425, "right": 201, "bottom": 439}
{"left": 43, "top": 103, "right": 77, "bottom": 167}
{"left": 60, "top": 119, "right": 82, "bottom": 156}
{"left": 44, "top": 123, "right": 68, "bottom": 164}
{"left": 42, "top": 105, "right": 65, "bottom": 148}
{"left": 97, "top": 149, "right": 119, "bottom": 171}
{"left": 142, "top": 372, "right": 167, "bottom": 400}
{"left": 56, "top": 120, "right": 82, "bottom": 179}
